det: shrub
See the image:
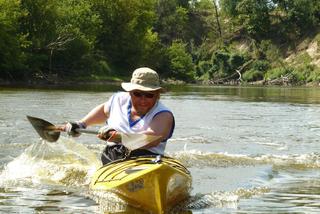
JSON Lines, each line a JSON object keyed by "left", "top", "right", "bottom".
{"left": 243, "top": 69, "right": 264, "bottom": 81}
{"left": 264, "top": 67, "right": 291, "bottom": 80}
{"left": 196, "top": 60, "right": 212, "bottom": 77}
{"left": 307, "top": 68, "right": 320, "bottom": 82}
{"left": 293, "top": 64, "right": 318, "bottom": 83}
{"left": 211, "top": 50, "right": 244, "bottom": 77}
{"left": 251, "top": 60, "right": 270, "bottom": 72}
{"left": 166, "top": 40, "right": 194, "bottom": 81}
{"left": 229, "top": 53, "right": 245, "bottom": 71}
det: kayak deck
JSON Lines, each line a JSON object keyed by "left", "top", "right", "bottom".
{"left": 90, "top": 155, "right": 192, "bottom": 213}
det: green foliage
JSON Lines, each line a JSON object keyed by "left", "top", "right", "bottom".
{"left": 196, "top": 60, "right": 212, "bottom": 77}
{"left": 293, "top": 53, "right": 312, "bottom": 65}
{"left": 291, "top": 64, "right": 320, "bottom": 83}
{"left": 54, "top": 0, "right": 103, "bottom": 77}
{"left": 77, "top": 55, "right": 111, "bottom": 77}
{"left": 165, "top": 40, "right": 194, "bottom": 81}
{"left": 54, "top": 37, "right": 90, "bottom": 75}
{"left": 307, "top": 68, "right": 320, "bottom": 82}
{"left": 242, "top": 69, "right": 264, "bottom": 81}
{"left": 259, "top": 40, "right": 281, "bottom": 62}
{"left": 57, "top": 0, "right": 102, "bottom": 44}
{"left": 0, "top": 0, "right": 320, "bottom": 85}
{"left": 188, "top": 0, "right": 214, "bottom": 45}
{"left": 240, "top": 0, "right": 271, "bottom": 38}
{"left": 209, "top": 50, "right": 246, "bottom": 79}
{"left": 229, "top": 54, "right": 245, "bottom": 70}
{"left": 20, "top": 0, "right": 58, "bottom": 47}
{"left": 140, "top": 29, "right": 165, "bottom": 71}
{"left": 273, "top": 0, "right": 320, "bottom": 34}
{"left": 0, "top": 0, "right": 26, "bottom": 80}
{"left": 264, "top": 67, "right": 291, "bottom": 80}
{"left": 18, "top": 0, "right": 60, "bottom": 75}
{"left": 93, "top": 0, "right": 157, "bottom": 73}
{"left": 243, "top": 60, "right": 269, "bottom": 81}
{"left": 0, "top": 23, "right": 25, "bottom": 79}
{"left": 155, "top": 0, "right": 189, "bottom": 45}
{"left": 251, "top": 60, "right": 270, "bottom": 72}
{"left": 211, "top": 51, "right": 231, "bottom": 77}
{"left": 220, "top": 0, "right": 238, "bottom": 17}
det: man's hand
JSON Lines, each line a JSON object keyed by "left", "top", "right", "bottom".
{"left": 65, "top": 121, "right": 86, "bottom": 137}
{"left": 98, "top": 125, "right": 116, "bottom": 141}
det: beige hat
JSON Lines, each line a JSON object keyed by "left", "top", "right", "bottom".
{"left": 121, "top": 67, "right": 164, "bottom": 92}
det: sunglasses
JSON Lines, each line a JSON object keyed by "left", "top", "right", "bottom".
{"left": 132, "top": 91, "right": 156, "bottom": 99}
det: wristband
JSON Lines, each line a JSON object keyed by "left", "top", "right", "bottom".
{"left": 77, "top": 121, "right": 87, "bottom": 129}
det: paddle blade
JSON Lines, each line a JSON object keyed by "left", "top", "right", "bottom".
{"left": 120, "top": 133, "right": 161, "bottom": 150}
{"left": 26, "top": 115, "right": 60, "bottom": 142}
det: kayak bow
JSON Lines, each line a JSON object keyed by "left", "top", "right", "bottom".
{"left": 90, "top": 155, "right": 192, "bottom": 213}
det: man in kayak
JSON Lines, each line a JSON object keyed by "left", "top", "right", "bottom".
{"left": 63, "top": 67, "right": 175, "bottom": 164}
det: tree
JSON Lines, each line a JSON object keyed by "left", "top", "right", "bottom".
{"left": 19, "top": 0, "right": 59, "bottom": 76}
{"left": 272, "top": 0, "right": 320, "bottom": 40}
{"left": 236, "top": 0, "right": 272, "bottom": 39}
{"left": 18, "top": 0, "right": 104, "bottom": 78}
{"left": 165, "top": 40, "right": 194, "bottom": 81}
{"left": 154, "top": 0, "right": 189, "bottom": 45}
{"left": 53, "top": 0, "right": 103, "bottom": 76}
{"left": 93, "top": 0, "right": 158, "bottom": 74}
{"left": 212, "top": 0, "right": 222, "bottom": 38}
{"left": 0, "top": 0, "right": 26, "bottom": 80}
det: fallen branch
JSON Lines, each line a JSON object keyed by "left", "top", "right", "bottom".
{"left": 208, "top": 59, "right": 254, "bottom": 84}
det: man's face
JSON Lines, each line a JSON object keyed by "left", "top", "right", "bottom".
{"left": 129, "top": 90, "right": 159, "bottom": 115}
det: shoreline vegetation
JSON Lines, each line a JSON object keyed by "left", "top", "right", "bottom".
{"left": 1, "top": 74, "right": 319, "bottom": 90}
{"left": 1, "top": 1, "right": 320, "bottom": 87}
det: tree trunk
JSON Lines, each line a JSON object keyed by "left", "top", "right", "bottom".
{"left": 213, "top": 0, "right": 222, "bottom": 38}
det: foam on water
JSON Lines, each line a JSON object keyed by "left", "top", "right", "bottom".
{"left": 170, "top": 136, "right": 210, "bottom": 144}
{"left": 88, "top": 190, "right": 130, "bottom": 213}
{"left": 169, "top": 186, "right": 269, "bottom": 213}
{"left": 169, "top": 150, "right": 320, "bottom": 169}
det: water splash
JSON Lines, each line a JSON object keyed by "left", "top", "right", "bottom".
{"left": 0, "top": 137, "right": 101, "bottom": 188}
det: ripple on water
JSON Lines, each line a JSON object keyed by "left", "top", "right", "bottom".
{"left": 169, "top": 150, "right": 320, "bottom": 169}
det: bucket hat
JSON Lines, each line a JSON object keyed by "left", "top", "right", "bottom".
{"left": 121, "top": 67, "right": 164, "bottom": 92}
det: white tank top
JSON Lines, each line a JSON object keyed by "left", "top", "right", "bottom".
{"left": 105, "top": 92, "right": 174, "bottom": 155}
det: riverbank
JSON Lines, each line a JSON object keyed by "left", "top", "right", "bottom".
{"left": 0, "top": 78, "right": 123, "bottom": 92}
{"left": 1, "top": 76, "right": 320, "bottom": 90}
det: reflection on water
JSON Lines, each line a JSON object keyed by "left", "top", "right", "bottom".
{"left": 168, "top": 85, "right": 320, "bottom": 104}
{"left": 239, "top": 169, "right": 320, "bottom": 213}
{"left": 3, "top": 84, "right": 320, "bottom": 104}
{"left": 0, "top": 85, "right": 320, "bottom": 213}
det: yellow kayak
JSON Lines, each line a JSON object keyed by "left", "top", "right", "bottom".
{"left": 90, "top": 155, "right": 192, "bottom": 213}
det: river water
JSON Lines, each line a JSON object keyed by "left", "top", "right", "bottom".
{"left": 0, "top": 85, "right": 320, "bottom": 213}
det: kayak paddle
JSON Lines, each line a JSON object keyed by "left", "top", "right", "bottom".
{"left": 26, "top": 115, "right": 161, "bottom": 150}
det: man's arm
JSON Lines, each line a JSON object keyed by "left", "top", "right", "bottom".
{"left": 140, "top": 112, "right": 174, "bottom": 148}
{"left": 80, "top": 103, "right": 110, "bottom": 127}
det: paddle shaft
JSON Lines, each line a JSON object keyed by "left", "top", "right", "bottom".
{"left": 47, "top": 126, "right": 159, "bottom": 150}
{"left": 45, "top": 125, "right": 99, "bottom": 135}
{"left": 76, "top": 129, "right": 99, "bottom": 135}
{"left": 27, "top": 115, "right": 161, "bottom": 150}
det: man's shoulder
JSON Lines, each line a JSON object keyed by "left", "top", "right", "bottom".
{"left": 151, "top": 101, "right": 174, "bottom": 119}
{"left": 113, "top": 91, "right": 129, "bottom": 99}
{"left": 156, "top": 101, "right": 171, "bottom": 112}
{"left": 112, "top": 91, "right": 130, "bottom": 104}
